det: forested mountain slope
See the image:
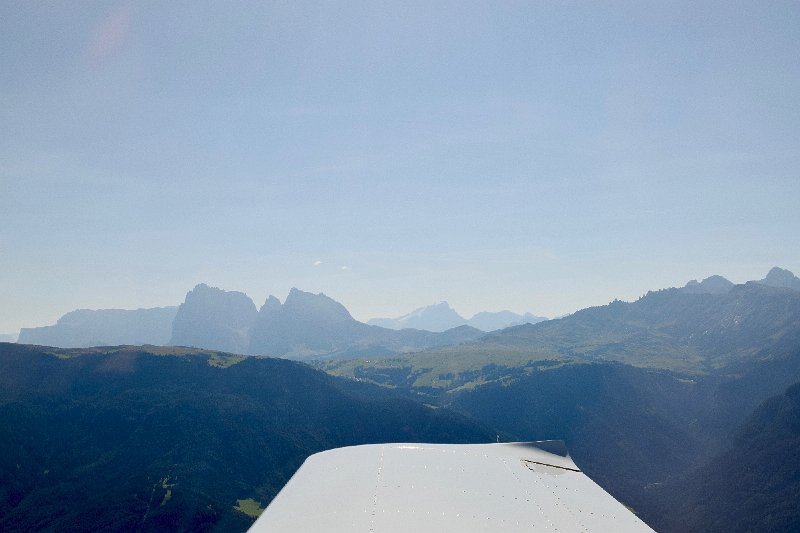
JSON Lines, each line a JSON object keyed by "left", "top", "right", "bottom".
{"left": 0, "top": 343, "right": 492, "bottom": 532}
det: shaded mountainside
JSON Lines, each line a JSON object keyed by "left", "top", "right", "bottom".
{"left": 448, "top": 364, "right": 710, "bottom": 513}
{"left": 0, "top": 343, "right": 493, "bottom": 532}
{"left": 18, "top": 307, "right": 177, "bottom": 348}
{"left": 324, "top": 348, "right": 800, "bottom": 530}
{"left": 648, "top": 381, "right": 800, "bottom": 533}
{"left": 445, "top": 353, "right": 800, "bottom": 527}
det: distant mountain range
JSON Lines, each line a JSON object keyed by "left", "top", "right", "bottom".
{"left": 325, "top": 267, "right": 800, "bottom": 389}
{"left": 13, "top": 267, "right": 800, "bottom": 360}
{"left": 0, "top": 333, "right": 16, "bottom": 343}
{"left": 17, "top": 284, "right": 482, "bottom": 359}
{"left": 368, "top": 301, "right": 547, "bottom": 332}
{"left": 171, "top": 284, "right": 484, "bottom": 359}
{"left": 18, "top": 307, "right": 177, "bottom": 348}
{"left": 477, "top": 280, "right": 800, "bottom": 372}
{"left": 681, "top": 266, "right": 800, "bottom": 294}
{"left": 14, "top": 285, "right": 485, "bottom": 357}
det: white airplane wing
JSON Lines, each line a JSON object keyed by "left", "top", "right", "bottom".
{"left": 249, "top": 441, "right": 654, "bottom": 532}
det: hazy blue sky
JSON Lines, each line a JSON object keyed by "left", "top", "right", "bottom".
{"left": 2, "top": 1, "right": 799, "bottom": 332}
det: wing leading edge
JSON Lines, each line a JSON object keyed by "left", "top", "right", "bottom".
{"left": 249, "top": 441, "right": 654, "bottom": 532}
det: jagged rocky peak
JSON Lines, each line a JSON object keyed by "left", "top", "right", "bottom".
{"left": 682, "top": 275, "right": 734, "bottom": 294}
{"left": 259, "top": 295, "right": 282, "bottom": 314}
{"left": 281, "top": 288, "right": 355, "bottom": 323}
{"left": 759, "top": 267, "right": 800, "bottom": 291}
{"left": 410, "top": 301, "right": 463, "bottom": 322}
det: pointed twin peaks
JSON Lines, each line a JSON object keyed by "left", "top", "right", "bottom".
{"left": 257, "top": 288, "right": 353, "bottom": 319}
{"left": 248, "top": 288, "right": 361, "bottom": 357}
{"left": 170, "top": 285, "right": 358, "bottom": 354}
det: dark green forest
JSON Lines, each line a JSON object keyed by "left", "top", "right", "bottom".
{"left": 0, "top": 344, "right": 492, "bottom": 532}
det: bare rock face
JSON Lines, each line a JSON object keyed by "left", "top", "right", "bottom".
{"left": 169, "top": 284, "right": 257, "bottom": 354}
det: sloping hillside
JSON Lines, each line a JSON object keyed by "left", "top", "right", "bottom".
{"left": 0, "top": 344, "right": 492, "bottom": 532}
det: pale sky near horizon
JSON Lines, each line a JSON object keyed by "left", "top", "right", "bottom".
{"left": 2, "top": 1, "right": 799, "bottom": 333}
